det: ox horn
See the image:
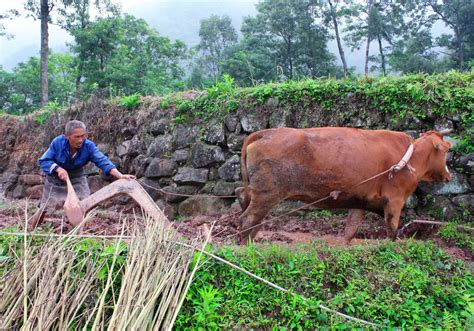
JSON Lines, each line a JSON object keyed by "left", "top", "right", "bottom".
{"left": 438, "top": 129, "right": 452, "bottom": 136}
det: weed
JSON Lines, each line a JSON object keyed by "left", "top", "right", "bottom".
{"left": 174, "top": 215, "right": 186, "bottom": 221}
{"left": 451, "top": 134, "right": 474, "bottom": 154}
{"left": 305, "top": 209, "right": 332, "bottom": 220}
{"left": 118, "top": 93, "right": 141, "bottom": 110}
{"left": 188, "top": 284, "right": 223, "bottom": 329}
{"left": 438, "top": 223, "right": 474, "bottom": 250}
{"left": 207, "top": 74, "right": 235, "bottom": 98}
{"left": 174, "top": 114, "right": 187, "bottom": 124}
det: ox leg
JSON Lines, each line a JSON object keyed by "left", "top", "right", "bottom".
{"left": 239, "top": 213, "right": 263, "bottom": 245}
{"left": 239, "top": 195, "right": 279, "bottom": 245}
{"left": 235, "top": 187, "right": 251, "bottom": 212}
{"left": 384, "top": 200, "right": 403, "bottom": 240}
{"left": 343, "top": 209, "right": 364, "bottom": 244}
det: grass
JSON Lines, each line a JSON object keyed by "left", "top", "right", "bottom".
{"left": 176, "top": 240, "right": 474, "bottom": 329}
{"left": 438, "top": 222, "right": 474, "bottom": 250}
{"left": 1, "top": 205, "right": 473, "bottom": 329}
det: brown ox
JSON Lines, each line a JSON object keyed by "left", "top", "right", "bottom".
{"left": 236, "top": 127, "right": 452, "bottom": 244}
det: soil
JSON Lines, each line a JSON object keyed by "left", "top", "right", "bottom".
{"left": 0, "top": 200, "right": 472, "bottom": 264}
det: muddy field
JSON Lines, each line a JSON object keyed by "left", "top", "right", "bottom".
{"left": 0, "top": 199, "right": 472, "bottom": 263}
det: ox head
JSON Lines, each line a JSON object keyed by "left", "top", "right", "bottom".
{"left": 419, "top": 129, "right": 452, "bottom": 182}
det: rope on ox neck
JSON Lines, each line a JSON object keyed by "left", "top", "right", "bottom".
{"left": 388, "top": 143, "right": 415, "bottom": 180}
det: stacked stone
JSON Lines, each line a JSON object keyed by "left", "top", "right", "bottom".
{"left": 1, "top": 101, "right": 472, "bottom": 221}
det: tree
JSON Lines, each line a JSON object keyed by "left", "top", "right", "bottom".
{"left": 70, "top": 14, "right": 188, "bottom": 96}
{"left": 322, "top": 0, "right": 352, "bottom": 75}
{"left": 55, "top": 0, "right": 119, "bottom": 99}
{"left": 195, "top": 15, "right": 238, "bottom": 82}
{"left": 387, "top": 0, "right": 473, "bottom": 72}
{"left": 48, "top": 52, "right": 78, "bottom": 104}
{"left": 10, "top": 56, "right": 42, "bottom": 113}
{"left": 426, "top": 0, "right": 474, "bottom": 69}
{"left": 0, "top": 52, "right": 76, "bottom": 114}
{"left": 228, "top": 0, "right": 336, "bottom": 82}
{"left": 389, "top": 30, "right": 443, "bottom": 73}
{"left": 0, "top": 67, "right": 15, "bottom": 110}
{"left": 221, "top": 46, "right": 276, "bottom": 86}
{"left": 23, "top": 0, "right": 54, "bottom": 106}
{"left": 296, "top": 1, "right": 339, "bottom": 77}
{"left": 344, "top": 0, "right": 405, "bottom": 76}
{"left": 0, "top": 9, "right": 19, "bottom": 39}
{"left": 23, "top": 0, "right": 119, "bottom": 106}
{"left": 220, "top": 11, "right": 279, "bottom": 86}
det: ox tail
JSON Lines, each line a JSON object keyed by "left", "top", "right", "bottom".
{"left": 236, "top": 131, "right": 266, "bottom": 211}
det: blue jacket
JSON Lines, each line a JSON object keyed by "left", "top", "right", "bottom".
{"left": 39, "top": 135, "right": 116, "bottom": 176}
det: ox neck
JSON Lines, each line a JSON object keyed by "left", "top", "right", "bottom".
{"left": 411, "top": 136, "right": 436, "bottom": 181}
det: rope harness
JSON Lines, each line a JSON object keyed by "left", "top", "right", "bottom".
{"left": 138, "top": 180, "right": 237, "bottom": 199}
{"left": 138, "top": 142, "right": 416, "bottom": 242}
{"left": 231, "top": 142, "right": 416, "bottom": 240}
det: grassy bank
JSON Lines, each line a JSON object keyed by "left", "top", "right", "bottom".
{"left": 175, "top": 240, "right": 473, "bottom": 329}
{"left": 1, "top": 224, "right": 472, "bottom": 329}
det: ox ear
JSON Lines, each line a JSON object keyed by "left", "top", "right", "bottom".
{"left": 433, "top": 141, "right": 449, "bottom": 152}
{"left": 438, "top": 129, "right": 452, "bottom": 136}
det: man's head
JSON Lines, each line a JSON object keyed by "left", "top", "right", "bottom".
{"left": 65, "top": 120, "right": 87, "bottom": 150}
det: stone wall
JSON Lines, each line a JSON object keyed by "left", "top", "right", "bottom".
{"left": 0, "top": 96, "right": 472, "bottom": 221}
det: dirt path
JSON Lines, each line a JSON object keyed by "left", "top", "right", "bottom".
{"left": 0, "top": 205, "right": 472, "bottom": 263}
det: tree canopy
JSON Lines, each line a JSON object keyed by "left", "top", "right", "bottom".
{"left": 0, "top": 0, "right": 473, "bottom": 113}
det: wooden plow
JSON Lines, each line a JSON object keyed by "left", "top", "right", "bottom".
{"left": 30, "top": 179, "right": 170, "bottom": 230}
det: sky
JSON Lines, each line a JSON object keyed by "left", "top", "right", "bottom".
{"left": 1, "top": 0, "right": 447, "bottom": 73}
{"left": 0, "top": 0, "right": 261, "bottom": 71}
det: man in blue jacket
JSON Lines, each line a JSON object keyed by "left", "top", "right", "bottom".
{"left": 30, "top": 120, "right": 135, "bottom": 229}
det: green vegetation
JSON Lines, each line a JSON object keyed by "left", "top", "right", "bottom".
{"left": 438, "top": 223, "right": 474, "bottom": 250}
{"left": 2, "top": 0, "right": 474, "bottom": 114}
{"left": 304, "top": 209, "right": 334, "bottom": 220}
{"left": 452, "top": 134, "right": 474, "bottom": 154}
{"left": 4, "top": 70, "right": 472, "bottom": 153}
{"left": 175, "top": 240, "right": 473, "bottom": 329}
{"left": 117, "top": 93, "right": 141, "bottom": 110}
{"left": 1, "top": 221, "right": 473, "bottom": 329}
{"left": 159, "top": 71, "right": 473, "bottom": 150}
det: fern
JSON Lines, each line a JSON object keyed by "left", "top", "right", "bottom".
{"left": 442, "top": 310, "right": 455, "bottom": 330}
{"left": 464, "top": 294, "right": 474, "bottom": 330}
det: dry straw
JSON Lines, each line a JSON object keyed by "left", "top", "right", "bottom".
{"left": 0, "top": 207, "right": 203, "bottom": 330}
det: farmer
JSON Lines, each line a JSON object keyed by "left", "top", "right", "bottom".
{"left": 30, "top": 120, "right": 135, "bottom": 228}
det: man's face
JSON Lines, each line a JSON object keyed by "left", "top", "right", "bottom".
{"left": 66, "top": 128, "right": 86, "bottom": 150}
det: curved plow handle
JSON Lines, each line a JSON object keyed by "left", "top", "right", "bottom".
{"left": 78, "top": 179, "right": 171, "bottom": 227}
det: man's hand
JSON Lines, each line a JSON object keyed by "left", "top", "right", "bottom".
{"left": 55, "top": 167, "right": 69, "bottom": 182}
{"left": 110, "top": 168, "right": 135, "bottom": 180}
